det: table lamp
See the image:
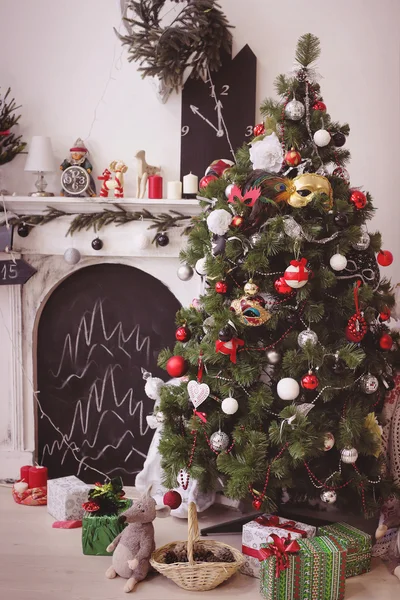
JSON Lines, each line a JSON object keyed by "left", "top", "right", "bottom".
{"left": 24, "top": 136, "right": 55, "bottom": 196}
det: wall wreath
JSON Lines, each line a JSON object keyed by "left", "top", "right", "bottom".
{"left": 117, "top": 0, "right": 233, "bottom": 93}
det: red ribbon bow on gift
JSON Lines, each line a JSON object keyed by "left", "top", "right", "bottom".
{"left": 259, "top": 534, "right": 300, "bottom": 578}
{"left": 228, "top": 185, "right": 261, "bottom": 207}
{"left": 215, "top": 337, "right": 245, "bottom": 364}
{"left": 255, "top": 515, "right": 307, "bottom": 537}
{"left": 284, "top": 258, "right": 309, "bottom": 282}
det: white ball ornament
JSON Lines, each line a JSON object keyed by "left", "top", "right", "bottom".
{"left": 225, "top": 183, "right": 234, "bottom": 199}
{"left": 320, "top": 490, "right": 337, "bottom": 504}
{"left": 206, "top": 209, "right": 232, "bottom": 236}
{"left": 177, "top": 263, "right": 194, "bottom": 281}
{"left": 313, "top": 129, "right": 331, "bottom": 147}
{"left": 221, "top": 396, "right": 239, "bottom": 415}
{"left": 277, "top": 377, "right": 300, "bottom": 401}
{"left": 341, "top": 447, "right": 358, "bottom": 464}
{"left": 323, "top": 432, "right": 335, "bottom": 451}
{"left": 330, "top": 253, "right": 348, "bottom": 271}
{"left": 135, "top": 233, "right": 150, "bottom": 250}
{"left": 64, "top": 248, "right": 81, "bottom": 265}
{"left": 144, "top": 377, "right": 165, "bottom": 400}
{"left": 195, "top": 257, "right": 207, "bottom": 276}
{"left": 284, "top": 261, "right": 310, "bottom": 289}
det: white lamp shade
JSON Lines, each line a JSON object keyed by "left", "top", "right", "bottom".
{"left": 25, "top": 136, "right": 55, "bottom": 172}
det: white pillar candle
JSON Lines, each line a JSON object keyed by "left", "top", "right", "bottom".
{"left": 183, "top": 172, "right": 198, "bottom": 194}
{"left": 167, "top": 181, "right": 182, "bottom": 200}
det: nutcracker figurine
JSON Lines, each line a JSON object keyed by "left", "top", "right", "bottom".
{"left": 60, "top": 137, "right": 96, "bottom": 197}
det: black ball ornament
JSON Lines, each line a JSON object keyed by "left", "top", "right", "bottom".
{"left": 334, "top": 213, "right": 348, "bottom": 228}
{"left": 331, "top": 358, "right": 347, "bottom": 375}
{"left": 157, "top": 233, "right": 169, "bottom": 247}
{"left": 91, "top": 237, "right": 103, "bottom": 251}
{"left": 17, "top": 223, "right": 30, "bottom": 238}
{"left": 332, "top": 132, "right": 346, "bottom": 147}
{"left": 218, "top": 326, "right": 234, "bottom": 342}
{"left": 286, "top": 311, "right": 298, "bottom": 324}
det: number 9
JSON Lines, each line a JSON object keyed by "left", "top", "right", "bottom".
{"left": 181, "top": 126, "right": 189, "bottom": 137}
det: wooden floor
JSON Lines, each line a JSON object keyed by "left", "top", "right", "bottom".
{"left": 0, "top": 486, "right": 399, "bottom": 600}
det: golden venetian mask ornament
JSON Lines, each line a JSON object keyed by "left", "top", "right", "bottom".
{"left": 231, "top": 283, "right": 271, "bottom": 327}
{"left": 261, "top": 173, "right": 333, "bottom": 210}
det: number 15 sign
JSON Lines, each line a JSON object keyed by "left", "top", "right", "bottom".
{"left": 0, "top": 260, "right": 37, "bottom": 285}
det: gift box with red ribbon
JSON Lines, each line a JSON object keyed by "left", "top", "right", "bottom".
{"left": 260, "top": 535, "right": 347, "bottom": 600}
{"left": 241, "top": 514, "right": 316, "bottom": 578}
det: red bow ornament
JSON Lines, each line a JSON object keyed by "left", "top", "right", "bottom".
{"left": 259, "top": 534, "right": 300, "bottom": 578}
{"left": 228, "top": 185, "right": 261, "bottom": 207}
{"left": 215, "top": 337, "right": 244, "bottom": 363}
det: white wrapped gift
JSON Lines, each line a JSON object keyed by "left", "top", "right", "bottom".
{"left": 241, "top": 513, "right": 316, "bottom": 578}
{"left": 47, "top": 476, "right": 91, "bottom": 521}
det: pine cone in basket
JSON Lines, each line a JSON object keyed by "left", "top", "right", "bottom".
{"left": 212, "top": 547, "right": 235, "bottom": 563}
{"left": 163, "top": 550, "right": 179, "bottom": 564}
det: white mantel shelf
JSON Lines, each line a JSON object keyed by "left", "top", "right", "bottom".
{"left": 2, "top": 196, "right": 202, "bottom": 216}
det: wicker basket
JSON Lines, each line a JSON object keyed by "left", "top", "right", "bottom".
{"left": 150, "top": 502, "right": 244, "bottom": 591}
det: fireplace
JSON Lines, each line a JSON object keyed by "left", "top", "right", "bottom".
{"left": 0, "top": 196, "right": 200, "bottom": 480}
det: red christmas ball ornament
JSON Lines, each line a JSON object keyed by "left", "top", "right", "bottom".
{"left": 379, "top": 333, "right": 393, "bottom": 350}
{"left": 215, "top": 280, "right": 228, "bottom": 294}
{"left": 349, "top": 190, "right": 367, "bottom": 210}
{"left": 231, "top": 215, "right": 244, "bottom": 228}
{"left": 166, "top": 355, "right": 188, "bottom": 377}
{"left": 345, "top": 313, "right": 368, "bottom": 342}
{"left": 285, "top": 147, "right": 301, "bottom": 167}
{"left": 312, "top": 100, "right": 327, "bottom": 112}
{"left": 163, "top": 490, "right": 182, "bottom": 510}
{"left": 274, "top": 277, "right": 293, "bottom": 295}
{"left": 253, "top": 123, "right": 265, "bottom": 136}
{"left": 175, "top": 325, "right": 191, "bottom": 342}
{"left": 301, "top": 370, "right": 319, "bottom": 390}
{"left": 377, "top": 250, "right": 393, "bottom": 267}
{"left": 284, "top": 258, "right": 310, "bottom": 289}
{"left": 379, "top": 308, "right": 391, "bottom": 322}
{"left": 252, "top": 498, "right": 263, "bottom": 510}
{"left": 199, "top": 175, "right": 218, "bottom": 189}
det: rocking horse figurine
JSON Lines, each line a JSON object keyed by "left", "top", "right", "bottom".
{"left": 98, "top": 160, "right": 128, "bottom": 199}
{"left": 135, "top": 150, "right": 161, "bottom": 199}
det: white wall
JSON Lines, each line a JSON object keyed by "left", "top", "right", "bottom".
{"left": 0, "top": 0, "right": 399, "bottom": 280}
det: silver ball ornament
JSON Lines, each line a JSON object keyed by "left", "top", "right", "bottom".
{"left": 225, "top": 183, "right": 234, "bottom": 199}
{"left": 209, "top": 430, "right": 229, "bottom": 452}
{"left": 330, "top": 253, "right": 348, "bottom": 271}
{"left": 203, "top": 316, "right": 215, "bottom": 335}
{"left": 250, "top": 232, "right": 262, "bottom": 246}
{"left": 320, "top": 490, "right": 337, "bottom": 504}
{"left": 266, "top": 349, "right": 282, "bottom": 365}
{"left": 360, "top": 373, "right": 379, "bottom": 394}
{"left": 177, "top": 263, "right": 194, "bottom": 281}
{"left": 313, "top": 129, "right": 331, "bottom": 147}
{"left": 297, "top": 329, "right": 318, "bottom": 348}
{"left": 285, "top": 98, "right": 305, "bottom": 121}
{"left": 64, "top": 248, "right": 81, "bottom": 265}
{"left": 351, "top": 231, "right": 370, "bottom": 251}
{"left": 341, "top": 447, "right": 359, "bottom": 464}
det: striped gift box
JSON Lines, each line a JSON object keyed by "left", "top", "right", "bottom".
{"left": 318, "top": 522, "right": 372, "bottom": 578}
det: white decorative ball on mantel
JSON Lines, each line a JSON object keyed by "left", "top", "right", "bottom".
{"left": 277, "top": 377, "right": 300, "bottom": 401}
{"left": 135, "top": 233, "right": 150, "bottom": 250}
{"left": 64, "top": 248, "right": 81, "bottom": 265}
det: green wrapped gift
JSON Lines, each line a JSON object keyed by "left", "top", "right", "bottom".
{"left": 318, "top": 522, "right": 371, "bottom": 578}
{"left": 82, "top": 498, "right": 132, "bottom": 556}
{"left": 260, "top": 535, "right": 347, "bottom": 600}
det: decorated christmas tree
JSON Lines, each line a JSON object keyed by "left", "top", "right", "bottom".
{"left": 0, "top": 87, "right": 25, "bottom": 166}
{"left": 157, "top": 34, "right": 399, "bottom": 517}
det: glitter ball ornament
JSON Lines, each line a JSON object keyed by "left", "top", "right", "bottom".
{"left": 379, "top": 333, "right": 393, "bottom": 350}
{"left": 341, "top": 447, "right": 358, "bottom": 464}
{"left": 285, "top": 147, "right": 301, "bottom": 166}
{"left": 64, "top": 248, "right": 81, "bottom": 265}
{"left": 377, "top": 250, "right": 393, "bottom": 267}
{"left": 91, "top": 237, "right": 103, "bottom": 251}
{"left": 345, "top": 313, "right": 368, "bottom": 342}
{"left": 252, "top": 498, "right": 263, "bottom": 510}
{"left": 250, "top": 232, "right": 262, "bottom": 246}
{"left": 17, "top": 223, "right": 30, "bottom": 237}
{"left": 199, "top": 174, "right": 217, "bottom": 189}
{"left": 312, "top": 100, "right": 327, "bottom": 112}
{"left": 284, "top": 258, "right": 310, "bottom": 289}
{"left": 313, "top": 129, "right": 331, "bottom": 147}
{"left": 351, "top": 231, "right": 370, "bottom": 251}
{"left": 274, "top": 277, "right": 293, "bottom": 295}
{"left": 244, "top": 280, "right": 259, "bottom": 296}
{"left": 332, "top": 132, "right": 346, "bottom": 147}
{"left": 298, "top": 328, "right": 318, "bottom": 348}
{"left": 332, "top": 166, "right": 350, "bottom": 183}
{"left": 301, "top": 370, "right": 319, "bottom": 390}
{"left": 221, "top": 396, "right": 239, "bottom": 415}
{"left": 253, "top": 123, "right": 265, "bottom": 136}
{"left": 175, "top": 325, "right": 191, "bottom": 342}
{"left": 349, "top": 190, "right": 367, "bottom": 210}
{"left": 209, "top": 430, "right": 229, "bottom": 452}
{"left": 157, "top": 233, "right": 169, "bottom": 246}
{"left": 215, "top": 281, "right": 228, "bottom": 294}
{"left": 225, "top": 183, "right": 234, "bottom": 199}
{"left": 163, "top": 490, "right": 182, "bottom": 509}
{"left": 321, "top": 490, "right": 337, "bottom": 504}
{"left": 285, "top": 97, "right": 305, "bottom": 121}
{"left": 266, "top": 349, "right": 282, "bottom": 365}
{"left": 177, "top": 264, "right": 194, "bottom": 283}
{"left": 277, "top": 377, "right": 300, "bottom": 401}
{"left": 360, "top": 373, "right": 379, "bottom": 394}
{"left": 166, "top": 356, "right": 187, "bottom": 378}
{"left": 231, "top": 215, "right": 244, "bottom": 229}
{"left": 195, "top": 257, "right": 207, "bottom": 276}
{"left": 323, "top": 432, "right": 335, "bottom": 451}
{"left": 334, "top": 213, "right": 348, "bottom": 228}
{"left": 218, "top": 326, "right": 234, "bottom": 342}
{"left": 330, "top": 253, "right": 347, "bottom": 271}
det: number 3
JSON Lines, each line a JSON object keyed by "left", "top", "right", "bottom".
{"left": 245, "top": 125, "right": 253, "bottom": 137}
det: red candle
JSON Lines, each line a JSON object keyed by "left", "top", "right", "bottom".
{"left": 148, "top": 175, "right": 163, "bottom": 199}
{"left": 28, "top": 466, "right": 48, "bottom": 488}
{"left": 20, "top": 465, "right": 32, "bottom": 483}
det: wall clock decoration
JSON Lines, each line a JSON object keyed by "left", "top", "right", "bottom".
{"left": 180, "top": 45, "right": 257, "bottom": 179}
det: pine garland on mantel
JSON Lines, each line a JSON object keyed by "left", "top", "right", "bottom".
{"left": 12, "top": 205, "right": 194, "bottom": 244}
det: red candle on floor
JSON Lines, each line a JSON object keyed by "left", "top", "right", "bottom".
{"left": 148, "top": 174, "right": 163, "bottom": 199}
{"left": 20, "top": 465, "right": 32, "bottom": 483}
{"left": 28, "top": 465, "right": 48, "bottom": 488}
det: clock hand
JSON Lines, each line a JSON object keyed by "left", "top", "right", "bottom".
{"left": 190, "top": 105, "right": 220, "bottom": 134}
{"left": 206, "top": 67, "right": 235, "bottom": 160}
{"left": 215, "top": 100, "right": 224, "bottom": 138}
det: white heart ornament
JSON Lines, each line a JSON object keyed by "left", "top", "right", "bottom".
{"left": 187, "top": 380, "right": 210, "bottom": 408}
